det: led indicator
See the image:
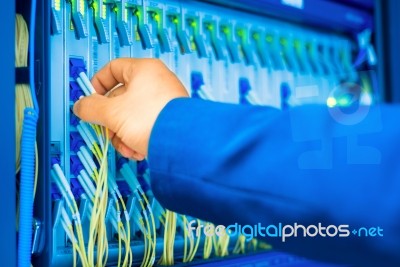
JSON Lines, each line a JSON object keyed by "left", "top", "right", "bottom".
{"left": 134, "top": 9, "right": 141, "bottom": 18}
{"left": 252, "top": 32, "right": 260, "bottom": 41}
{"left": 189, "top": 19, "right": 196, "bottom": 28}
{"left": 153, "top": 13, "right": 160, "bottom": 22}
{"left": 221, "top": 26, "right": 230, "bottom": 35}
{"left": 294, "top": 39, "right": 301, "bottom": 49}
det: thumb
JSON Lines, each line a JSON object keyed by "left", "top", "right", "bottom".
{"left": 73, "top": 94, "right": 115, "bottom": 128}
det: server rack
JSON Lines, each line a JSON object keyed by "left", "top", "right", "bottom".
{"left": 4, "top": 0, "right": 399, "bottom": 266}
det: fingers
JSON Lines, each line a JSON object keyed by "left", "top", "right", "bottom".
{"left": 111, "top": 135, "right": 145, "bottom": 161}
{"left": 91, "top": 58, "right": 139, "bottom": 95}
{"left": 73, "top": 94, "right": 116, "bottom": 128}
{"left": 108, "top": 84, "right": 127, "bottom": 98}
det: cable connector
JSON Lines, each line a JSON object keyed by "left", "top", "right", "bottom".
{"left": 69, "top": 58, "right": 87, "bottom": 80}
{"left": 70, "top": 81, "right": 85, "bottom": 102}
{"left": 70, "top": 132, "right": 85, "bottom": 153}
{"left": 70, "top": 155, "right": 84, "bottom": 176}
{"left": 51, "top": 183, "right": 62, "bottom": 200}
{"left": 116, "top": 180, "right": 132, "bottom": 198}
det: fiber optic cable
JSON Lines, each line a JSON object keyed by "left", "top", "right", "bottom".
{"left": 182, "top": 216, "right": 196, "bottom": 263}
{"left": 187, "top": 218, "right": 201, "bottom": 262}
{"left": 52, "top": 166, "right": 88, "bottom": 265}
{"left": 108, "top": 174, "right": 133, "bottom": 267}
{"left": 249, "top": 238, "right": 258, "bottom": 251}
{"left": 76, "top": 173, "right": 95, "bottom": 200}
{"left": 138, "top": 185, "right": 157, "bottom": 267}
{"left": 158, "top": 210, "right": 177, "bottom": 265}
{"left": 76, "top": 170, "right": 96, "bottom": 199}
{"left": 60, "top": 205, "right": 79, "bottom": 267}
{"left": 203, "top": 224, "right": 213, "bottom": 259}
{"left": 51, "top": 168, "right": 88, "bottom": 266}
{"left": 87, "top": 134, "right": 109, "bottom": 266}
{"left": 213, "top": 228, "right": 230, "bottom": 257}
{"left": 120, "top": 163, "right": 157, "bottom": 266}
{"left": 16, "top": 8, "right": 39, "bottom": 266}
{"left": 74, "top": 70, "right": 162, "bottom": 267}
{"left": 77, "top": 121, "right": 103, "bottom": 161}
{"left": 232, "top": 235, "right": 246, "bottom": 254}
{"left": 73, "top": 72, "right": 116, "bottom": 267}
{"left": 137, "top": 196, "right": 156, "bottom": 267}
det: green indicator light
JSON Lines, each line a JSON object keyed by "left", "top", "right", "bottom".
{"left": 172, "top": 16, "right": 178, "bottom": 24}
{"left": 280, "top": 38, "right": 288, "bottom": 46}
{"left": 190, "top": 20, "right": 197, "bottom": 28}
{"left": 252, "top": 33, "right": 260, "bottom": 41}
{"left": 205, "top": 23, "right": 213, "bottom": 31}
{"left": 153, "top": 13, "right": 160, "bottom": 22}
{"left": 237, "top": 29, "right": 244, "bottom": 38}
{"left": 134, "top": 9, "right": 141, "bottom": 18}
{"left": 294, "top": 39, "right": 301, "bottom": 49}
{"left": 91, "top": 1, "right": 98, "bottom": 11}
{"left": 266, "top": 35, "right": 273, "bottom": 43}
{"left": 222, "top": 26, "right": 230, "bottom": 35}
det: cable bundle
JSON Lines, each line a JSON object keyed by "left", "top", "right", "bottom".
{"left": 15, "top": 12, "right": 39, "bottom": 267}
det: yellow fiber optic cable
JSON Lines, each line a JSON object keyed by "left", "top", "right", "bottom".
{"left": 188, "top": 219, "right": 202, "bottom": 262}
{"left": 115, "top": 191, "right": 133, "bottom": 267}
{"left": 15, "top": 14, "right": 39, "bottom": 233}
{"left": 138, "top": 198, "right": 153, "bottom": 267}
{"left": 182, "top": 215, "right": 195, "bottom": 263}
{"left": 87, "top": 130, "right": 109, "bottom": 267}
{"left": 203, "top": 228, "right": 213, "bottom": 259}
{"left": 52, "top": 168, "right": 89, "bottom": 266}
{"left": 232, "top": 235, "right": 246, "bottom": 254}
{"left": 136, "top": 188, "right": 157, "bottom": 267}
{"left": 158, "top": 210, "right": 177, "bottom": 265}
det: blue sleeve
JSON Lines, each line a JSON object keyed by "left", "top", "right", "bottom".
{"left": 148, "top": 98, "right": 400, "bottom": 266}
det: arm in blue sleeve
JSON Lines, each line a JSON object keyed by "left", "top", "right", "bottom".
{"left": 148, "top": 98, "right": 400, "bottom": 267}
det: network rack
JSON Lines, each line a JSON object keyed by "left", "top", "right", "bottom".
{"left": 6, "top": 0, "right": 394, "bottom": 266}
{"left": 46, "top": 0, "right": 369, "bottom": 265}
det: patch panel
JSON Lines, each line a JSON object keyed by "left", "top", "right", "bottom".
{"left": 43, "top": 0, "right": 368, "bottom": 266}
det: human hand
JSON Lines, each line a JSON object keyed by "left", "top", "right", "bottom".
{"left": 73, "top": 58, "right": 189, "bottom": 160}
